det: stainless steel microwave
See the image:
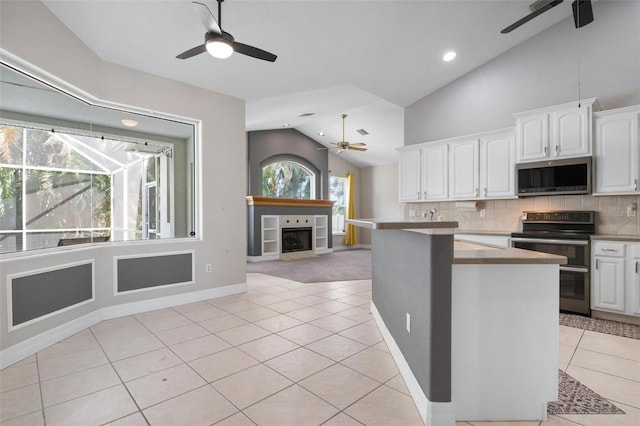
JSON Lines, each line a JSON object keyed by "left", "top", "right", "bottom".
{"left": 516, "top": 156, "right": 591, "bottom": 197}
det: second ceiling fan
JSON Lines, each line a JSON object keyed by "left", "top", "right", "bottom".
{"left": 325, "top": 114, "right": 367, "bottom": 154}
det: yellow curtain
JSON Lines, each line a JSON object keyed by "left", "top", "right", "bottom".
{"left": 344, "top": 172, "right": 357, "bottom": 246}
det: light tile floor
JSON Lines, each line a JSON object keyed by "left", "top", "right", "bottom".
{"left": 0, "top": 273, "right": 638, "bottom": 425}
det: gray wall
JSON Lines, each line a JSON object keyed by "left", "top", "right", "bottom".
{"left": 405, "top": 0, "right": 640, "bottom": 145}
{"left": 248, "top": 129, "right": 329, "bottom": 200}
{"left": 372, "top": 230, "right": 453, "bottom": 402}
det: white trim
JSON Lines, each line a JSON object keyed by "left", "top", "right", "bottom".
{"left": 113, "top": 250, "right": 195, "bottom": 296}
{"left": 7, "top": 260, "right": 95, "bottom": 332}
{"left": 0, "top": 282, "right": 247, "bottom": 369}
{"left": 370, "top": 301, "right": 455, "bottom": 426}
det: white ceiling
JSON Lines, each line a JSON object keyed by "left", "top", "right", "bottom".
{"left": 41, "top": 0, "right": 580, "bottom": 167}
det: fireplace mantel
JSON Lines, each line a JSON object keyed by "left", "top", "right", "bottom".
{"left": 246, "top": 196, "right": 334, "bottom": 208}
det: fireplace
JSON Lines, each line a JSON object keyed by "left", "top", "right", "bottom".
{"left": 282, "top": 227, "right": 312, "bottom": 253}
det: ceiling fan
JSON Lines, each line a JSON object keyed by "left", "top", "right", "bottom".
{"left": 176, "top": 1, "right": 277, "bottom": 62}
{"left": 322, "top": 114, "right": 368, "bottom": 154}
{"left": 501, "top": 0, "right": 594, "bottom": 34}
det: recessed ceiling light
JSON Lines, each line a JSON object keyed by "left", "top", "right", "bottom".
{"left": 121, "top": 119, "right": 138, "bottom": 127}
{"left": 356, "top": 129, "right": 369, "bottom": 136}
{"left": 282, "top": 124, "right": 291, "bottom": 128}
{"left": 443, "top": 51, "right": 457, "bottom": 62}
{"left": 317, "top": 132, "right": 325, "bottom": 136}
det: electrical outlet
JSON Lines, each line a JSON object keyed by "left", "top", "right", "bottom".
{"left": 205, "top": 264, "right": 212, "bottom": 273}
{"left": 480, "top": 209, "right": 486, "bottom": 218}
{"left": 406, "top": 313, "right": 411, "bottom": 333}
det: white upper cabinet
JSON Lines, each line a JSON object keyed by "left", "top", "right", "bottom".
{"left": 515, "top": 98, "right": 598, "bottom": 163}
{"left": 449, "top": 139, "right": 480, "bottom": 200}
{"left": 398, "top": 143, "right": 448, "bottom": 202}
{"left": 399, "top": 130, "right": 515, "bottom": 202}
{"left": 422, "top": 143, "right": 449, "bottom": 201}
{"left": 517, "top": 112, "right": 549, "bottom": 162}
{"left": 398, "top": 148, "right": 422, "bottom": 202}
{"left": 593, "top": 107, "right": 640, "bottom": 195}
{"left": 480, "top": 131, "right": 515, "bottom": 199}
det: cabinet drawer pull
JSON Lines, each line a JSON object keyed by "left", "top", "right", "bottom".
{"left": 544, "top": 146, "right": 548, "bottom": 156}
{"left": 601, "top": 248, "right": 619, "bottom": 252}
{"left": 555, "top": 145, "right": 559, "bottom": 154}
{"left": 484, "top": 187, "right": 488, "bottom": 197}
{"left": 475, "top": 188, "right": 479, "bottom": 197}
{"left": 595, "top": 259, "right": 599, "bottom": 269}
{"left": 635, "top": 179, "right": 638, "bottom": 191}
{"left": 636, "top": 261, "right": 639, "bottom": 274}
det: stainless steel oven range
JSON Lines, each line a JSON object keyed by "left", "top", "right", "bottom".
{"left": 511, "top": 211, "right": 595, "bottom": 316}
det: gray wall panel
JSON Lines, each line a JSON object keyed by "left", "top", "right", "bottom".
{"left": 117, "top": 253, "right": 193, "bottom": 293}
{"left": 372, "top": 230, "right": 452, "bottom": 402}
{"left": 11, "top": 263, "right": 93, "bottom": 326}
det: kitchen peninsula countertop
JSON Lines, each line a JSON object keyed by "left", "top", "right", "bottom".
{"left": 348, "top": 219, "right": 566, "bottom": 265}
{"left": 346, "top": 218, "right": 458, "bottom": 230}
{"left": 453, "top": 240, "right": 566, "bottom": 265}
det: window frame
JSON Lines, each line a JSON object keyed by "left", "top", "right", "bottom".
{"left": 329, "top": 176, "right": 347, "bottom": 235}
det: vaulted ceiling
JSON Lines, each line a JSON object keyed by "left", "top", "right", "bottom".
{"left": 41, "top": 0, "right": 581, "bottom": 167}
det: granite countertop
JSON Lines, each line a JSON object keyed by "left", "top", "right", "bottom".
{"left": 346, "top": 218, "right": 458, "bottom": 230}
{"left": 453, "top": 240, "right": 567, "bottom": 265}
{"left": 591, "top": 234, "right": 640, "bottom": 242}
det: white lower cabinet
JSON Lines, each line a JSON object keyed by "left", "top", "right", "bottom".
{"left": 592, "top": 241, "right": 640, "bottom": 317}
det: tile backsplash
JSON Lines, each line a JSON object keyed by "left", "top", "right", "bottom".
{"left": 406, "top": 195, "right": 640, "bottom": 236}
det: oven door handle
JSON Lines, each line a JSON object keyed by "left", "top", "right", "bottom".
{"left": 559, "top": 266, "right": 590, "bottom": 273}
{"left": 511, "top": 237, "right": 589, "bottom": 246}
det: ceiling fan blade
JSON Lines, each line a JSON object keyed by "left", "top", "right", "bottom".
{"left": 192, "top": 1, "right": 222, "bottom": 34}
{"left": 349, "top": 142, "right": 367, "bottom": 147}
{"left": 572, "top": 0, "right": 594, "bottom": 28}
{"left": 234, "top": 42, "right": 277, "bottom": 62}
{"left": 501, "top": 0, "right": 564, "bottom": 34}
{"left": 176, "top": 44, "right": 207, "bottom": 59}
{"left": 348, "top": 146, "right": 368, "bottom": 152}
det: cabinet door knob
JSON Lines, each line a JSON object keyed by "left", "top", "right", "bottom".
{"left": 544, "top": 146, "right": 548, "bottom": 156}
{"left": 484, "top": 187, "right": 488, "bottom": 197}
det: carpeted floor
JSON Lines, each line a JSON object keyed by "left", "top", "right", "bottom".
{"left": 247, "top": 249, "right": 372, "bottom": 283}
{"left": 548, "top": 370, "right": 624, "bottom": 414}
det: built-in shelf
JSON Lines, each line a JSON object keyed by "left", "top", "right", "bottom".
{"left": 315, "top": 215, "right": 331, "bottom": 254}
{"left": 261, "top": 215, "right": 280, "bottom": 259}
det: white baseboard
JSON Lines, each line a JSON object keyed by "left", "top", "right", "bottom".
{"left": 332, "top": 244, "right": 370, "bottom": 251}
{"left": 370, "top": 301, "right": 455, "bottom": 426}
{"left": 0, "top": 283, "right": 247, "bottom": 369}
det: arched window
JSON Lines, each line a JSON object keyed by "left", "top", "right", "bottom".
{"left": 262, "top": 160, "right": 315, "bottom": 199}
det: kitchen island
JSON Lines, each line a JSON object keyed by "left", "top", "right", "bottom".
{"left": 347, "top": 219, "right": 566, "bottom": 425}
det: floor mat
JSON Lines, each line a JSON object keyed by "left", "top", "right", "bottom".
{"left": 548, "top": 370, "right": 625, "bottom": 415}
{"left": 560, "top": 313, "right": 639, "bottom": 340}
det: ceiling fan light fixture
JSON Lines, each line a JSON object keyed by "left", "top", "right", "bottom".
{"left": 205, "top": 32, "right": 234, "bottom": 59}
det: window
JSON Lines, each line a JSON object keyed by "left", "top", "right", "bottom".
{"left": 0, "top": 123, "right": 175, "bottom": 253}
{"left": 0, "top": 62, "right": 196, "bottom": 254}
{"left": 329, "top": 176, "right": 347, "bottom": 234}
{"left": 262, "top": 160, "right": 314, "bottom": 199}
